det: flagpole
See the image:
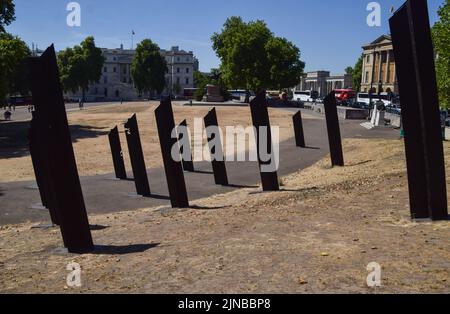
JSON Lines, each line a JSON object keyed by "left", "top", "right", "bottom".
{"left": 131, "top": 30, "right": 134, "bottom": 50}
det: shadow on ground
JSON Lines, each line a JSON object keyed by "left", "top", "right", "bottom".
{"left": 92, "top": 243, "right": 160, "bottom": 255}
{"left": 0, "top": 120, "right": 108, "bottom": 159}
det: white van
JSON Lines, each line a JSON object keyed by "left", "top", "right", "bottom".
{"left": 357, "top": 93, "right": 392, "bottom": 106}
{"left": 293, "top": 90, "right": 318, "bottom": 102}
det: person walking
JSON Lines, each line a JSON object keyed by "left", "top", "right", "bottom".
{"left": 4, "top": 110, "right": 12, "bottom": 121}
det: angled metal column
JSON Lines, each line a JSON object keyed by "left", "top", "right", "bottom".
{"left": 155, "top": 99, "right": 189, "bottom": 208}
{"left": 178, "top": 119, "right": 195, "bottom": 172}
{"left": 390, "top": 0, "right": 448, "bottom": 220}
{"left": 323, "top": 92, "right": 344, "bottom": 167}
{"left": 29, "top": 111, "right": 59, "bottom": 225}
{"left": 293, "top": 111, "right": 306, "bottom": 148}
{"left": 124, "top": 114, "right": 151, "bottom": 197}
{"left": 204, "top": 108, "right": 229, "bottom": 186}
{"left": 108, "top": 126, "right": 127, "bottom": 180}
{"left": 249, "top": 92, "right": 280, "bottom": 191}
{"left": 29, "top": 45, "right": 93, "bottom": 253}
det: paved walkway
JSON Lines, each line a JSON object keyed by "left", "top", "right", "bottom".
{"left": 0, "top": 109, "right": 399, "bottom": 225}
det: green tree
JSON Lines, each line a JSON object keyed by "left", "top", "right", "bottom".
{"left": 131, "top": 39, "right": 168, "bottom": 97}
{"left": 345, "top": 66, "right": 354, "bottom": 75}
{"left": 0, "top": 0, "right": 15, "bottom": 33}
{"left": 212, "top": 16, "right": 305, "bottom": 93}
{"left": 57, "top": 36, "right": 105, "bottom": 100}
{"left": 193, "top": 71, "right": 208, "bottom": 101}
{"left": 352, "top": 55, "right": 363, "bottom": 92}
{"left": 0, "top": 33, "right": 30, "bottom": 103}
{"left": 432, "top": 0, "right": 450, "bottom": 109}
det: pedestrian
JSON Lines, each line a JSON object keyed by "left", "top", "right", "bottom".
{"left": 79, "top": 98, "right": 83, "bottom": 110}
{"left": 4, "top": 110, "right": 12, "bottom": 121}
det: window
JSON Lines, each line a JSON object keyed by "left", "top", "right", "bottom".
{"left": 104, "top": 76, "right": 108, "bottom": 84}
{"left": 186, "top": 77, "right": 189, "bottom": 85}
{"left": 366, "top": 55, "right": 370, "bottom": 64}
{"left": 365, "top": 71, "right": 369, "bottom": 83}
{"left": 104, "top": 67, "right": 107, "bottom": 73}
{"left": 176, "top": 77, "right": 180, "bottom": 84}
{"left": 113, "top": 67, "right": 117, "bottom": 72}
{"left": 177, "top": 57, "right": 180, "bottom": 62}
{"left": 186, "top": 68, "right": 189, "bottom": 74}
{"left": 177, "top": 68, "right": 180, "bottom": 73}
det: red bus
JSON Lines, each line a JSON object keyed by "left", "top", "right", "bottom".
{"left": 334, "top": 89, "right": 356, "bottom": 103}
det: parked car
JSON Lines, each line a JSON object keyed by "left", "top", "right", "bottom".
{"left": 386, "top": 104, "right": 402, "bottom": 115}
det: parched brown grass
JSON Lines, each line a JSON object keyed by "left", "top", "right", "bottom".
{"left": 1, "top": 138, "right": 449, "bottom": 293}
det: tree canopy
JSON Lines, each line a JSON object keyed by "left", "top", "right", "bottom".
{"left": 0, "top": 33, "right": 30, "bottom": 102}
{"left": 57, "top": 36, "right": 105, "bottom": 98}
{"left": 351, "top": 55, "right": 363, "bottom": 92}
{"left": 131, "top": 39, "right": 168, "bottom": 96}
{"left": 432, "top": 0, "right": 450, "bottom": 109}
{"left": 0, "top": 0, "right": 15, "bottom": 33}
{"left": 211, "top": 16, "right": 305, "bottom": 92}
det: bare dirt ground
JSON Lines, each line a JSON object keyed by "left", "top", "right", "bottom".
{"left": 0, "top": 137, "right": 449, "bottom": 293}
{"left": 0, "top": 102, "right": 299, "bottom": 182}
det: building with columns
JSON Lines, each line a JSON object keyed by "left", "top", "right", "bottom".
{"left": 360, "top": 35, "right": 398, "bottom": 94}
{"left": 65, "top": 45, "right": 199, "bottom": 101}
{"left": 296, "top": 71, "right": 353, "bottom": 98}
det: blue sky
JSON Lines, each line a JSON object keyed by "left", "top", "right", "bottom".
{"left": 7, "top": 0, "right": 443, "bottom": 73}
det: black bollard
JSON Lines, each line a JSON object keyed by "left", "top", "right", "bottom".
{"left": 29, "top": 45, "right": 93, "bottom": 253}
{"left": 204, "top": 108, "right": 229, "bottom": 186}
{"left": 249, "top": 91, "right": 280, "bottom": 191}
{"left": 390, "top": 0, "right": 448, "bottom": 220}
{"left": 293, "top": 111, "right": 306, "bottom": 148}
{"left": 108, "top": 126, "right": 127, "bottom": 180}
{"left": 178, "top": 119, "right": 195, "bottom": 172}
{"left": 124, "top": 114, "right": 151, "bottom": 197}
{"left": 155, "top": 99, "right": 189, "bottom": 208}
{"left": 323, "top": 92, "right": 344, "bottom": 167}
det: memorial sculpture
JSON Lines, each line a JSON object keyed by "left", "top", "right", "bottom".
{"left": 204, "top": 108, "right": 229, "bottom": 186}
{"left": 29, "top": 45, "right": 94, "bottom": 253}
{"left": 155, "top": 99, "right": 190, "bottom": 208}
{"left": 390, "top": 0, "right": 448, "bottom": 220}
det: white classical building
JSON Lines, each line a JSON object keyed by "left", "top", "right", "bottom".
{"left": 296, "top": 71, "right": 353, "bottom": 98}
{"left": 65, "top": 45, "right": 199, "bottom": 101}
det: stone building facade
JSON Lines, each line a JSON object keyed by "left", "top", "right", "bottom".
{"left": 360, "top": 35, "right": 398, "bottom": 94}
{"left": 297, "top": 71, "right": 353, "bottom": 98}
{"left": 65, "top": 45, "right": 198, "bottom": 101}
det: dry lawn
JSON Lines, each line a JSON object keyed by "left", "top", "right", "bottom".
{"left": 0, "top": 137, "right": 449, "bottom": 293}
